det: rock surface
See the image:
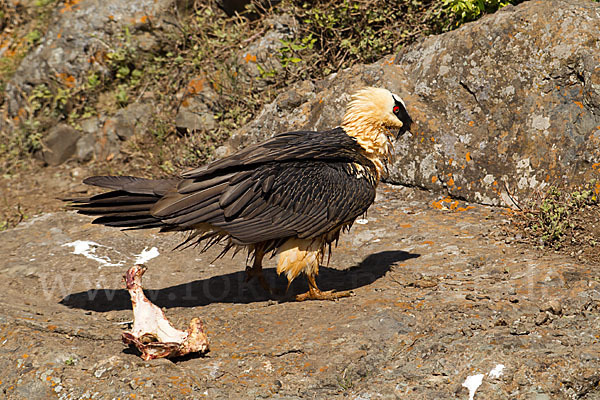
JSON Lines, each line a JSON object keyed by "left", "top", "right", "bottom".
{"left": 236, "top": 14, "right": 298, "bottom": 89}
{"left": 233, "top": 0, "right": 600, "bottom": 206}
{"left": 4, "top": 0, "right": 182, "bottom": 117}
{"left": 1, "top": 185, "right": 600, "bottom": 399}
{"left": 1, "top": 0, "right": 193, "bottom": 163}
{"left": 175, "top": 76, "right": 219, "bottom": 135}
{"left": 36, "top": 123, "right": 81, "bottom": 166}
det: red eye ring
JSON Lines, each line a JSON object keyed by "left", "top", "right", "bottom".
{"left": 393, "top": 106, "right": 400, "bottom": 113}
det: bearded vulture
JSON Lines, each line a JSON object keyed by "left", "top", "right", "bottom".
{"left": 68, "top": 87, "right": 413, "bottom": 301}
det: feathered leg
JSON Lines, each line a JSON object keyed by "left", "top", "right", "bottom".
{"left": 277, "top": 239, "right": 351, "bottom": 301}
{"left": 245, "top": 244, "right": 280, "bottom": 296}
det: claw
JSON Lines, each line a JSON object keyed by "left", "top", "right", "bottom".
{"left": 295, "top": 289, "right": 353, "bottom": 302}
{"left": 294, "top": 272, "right": 353, "bottom": 301}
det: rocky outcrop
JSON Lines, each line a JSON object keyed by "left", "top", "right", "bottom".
{"left": 232, "top": 0, "right": 600, "bottom": 206}
{"left": 36, "top": 124, "right": 82, "bottom": 166}
{"left": 394, "top": 0, "right": 600, "bottom": 206}
{"left": 235, "top": 14, "right": 298, "bottom": 89}
{"left": 2, "top": 0, "right": 193, "bottom": 163}
{"left": 4, "top": 0, "right": 187, "bottom": 117}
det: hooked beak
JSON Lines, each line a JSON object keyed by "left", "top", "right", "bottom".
{"left": 396, "top": 116, "right": 414, "bottom": 139}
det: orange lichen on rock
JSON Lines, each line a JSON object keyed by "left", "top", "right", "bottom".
{"left": 431, "top": 197, "right": 474, "bottom": 212}
{"left": 243, "top": 53, "right": 257, "bottom": 63}
{"left": 186, "top": 77, "right": 205, "bottom": 95}
{"left": 431, "top": 198, "right": 445, "bottom": 210}
{"left": 60, "top": 0, "right": 83, "bottom": 13}
{"left": 56, "top": 72, "right": 76, "bottom": 88}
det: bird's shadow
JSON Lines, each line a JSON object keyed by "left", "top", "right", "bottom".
{"left": 60, "top": 250, "right": 419, "bottom": 312}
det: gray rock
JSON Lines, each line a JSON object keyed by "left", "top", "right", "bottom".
{"left": 80, "top": 117, "right": 101, "bottom": 135}
{"left": 236, "top": 14, "right": 297, "bottom": 89}
{"left": 76, "top": 117, "right": 102, "bottom": 161}
{"left": 175, "top": 77, "right": 218, "bottom": 134}
{"left": 38, "top": 124, "right": 81, "bottom": 166}
{"left": 14, "top": 378, "right": 53, "bottom": 399}
{"left": 4, "top": 0, "right": 192, "bottom": 117}
{"left": 76, "top": 133, "right": 96, "bottom": 162}
{"left": 229, "top": 79, "right": 317, "bottom": 149}
{"left": 392, "top": 0, "right": 600, "bottom": 206}
{"left": 73, "top": 104, "right": 150, "bottom": 161}
{"left": 231, "top": 0, "right": 600, "bottom": 206}
{"left": 105, "top": 102, "right": 152, "bottom": 141}
{"left": 94, "top": 121, "right": 121, "bottom": 161}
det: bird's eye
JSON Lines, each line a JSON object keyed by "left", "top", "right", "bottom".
{"left": 393, "top": 105, "right": 400, "bottom": 113}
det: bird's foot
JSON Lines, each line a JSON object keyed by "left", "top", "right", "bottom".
{"left": 295, "top": 288, "right": 353, "bottom": 302}
{"left": 245, "top": 267, "right": 282, "bottom": 298}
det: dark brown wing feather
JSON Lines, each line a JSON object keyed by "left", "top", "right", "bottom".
{"left": 153, "top": 160, "right": 376, "bottom": 244}
{"left": 180, "top": 128, "right": 372, "bottom": 180}
{"left": 70, "top": 128, "right": 377, "bottom": 246}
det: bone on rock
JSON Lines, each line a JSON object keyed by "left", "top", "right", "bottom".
{"left": 121, "top": 264, "right": 209, "bottom": 360}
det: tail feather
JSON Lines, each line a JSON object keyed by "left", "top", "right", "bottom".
{"left": 82, "top": 176, "right": 177, "bottom": 196}
{"left": 71, "top": 192, "right": 159, "bottom": 205}
{"left": 74, "top": 205, "right": 156, "bottom": 215}
{"left": 67, "top": 176, "right": 179, "bottom": 230}
{"left": 92, "top": 215, "right": 166, "bottom": 229}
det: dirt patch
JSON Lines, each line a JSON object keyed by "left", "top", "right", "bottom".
{"left": 1, "top": 184, "right": 599, "bottom": 399}
{"left": 0, "top": 159, "right": 156, "bottom": 231}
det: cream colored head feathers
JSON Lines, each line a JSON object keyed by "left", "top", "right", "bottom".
{"left": 342, "top": 87, "right": 405, "bottom": 131}
{"left": 341, "top": 87, "right": 407, "bottom": 179}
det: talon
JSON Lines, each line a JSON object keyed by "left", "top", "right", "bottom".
{"left": 295, "top": 289, "right": 352, "bottom": 302}
{"left": 293, "top": 269, "right": 352, "bottom": 301}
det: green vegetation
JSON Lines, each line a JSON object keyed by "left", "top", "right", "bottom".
{"left": 0, "top": 0, "right": 59, "bottom": 170}
{"left": 0, "top": 0, "right": 57, "bottom": 92}
{"left": 0, "top": 0, "right": 527, "bottom": 175}
{"left": 443, "top": 0, "right": 523, "bottom": 27}
{"left": 516, "top": 180, "right": 600, "bottom": 250}
{"left": 0, "top": 203, "right": 26, "bottom": 232}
